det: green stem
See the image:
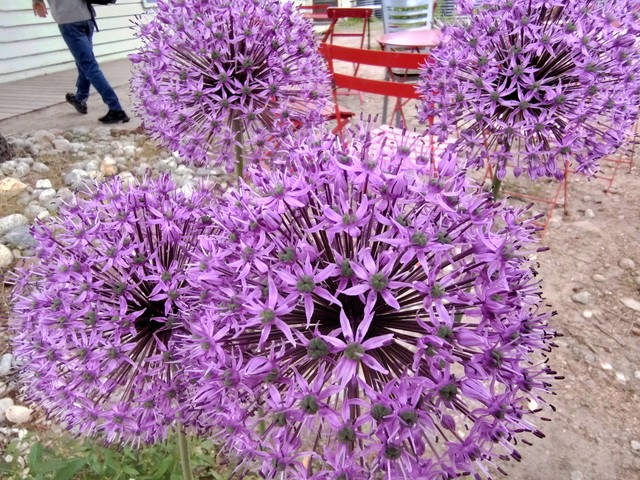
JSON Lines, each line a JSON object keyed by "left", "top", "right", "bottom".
{"left": 178, "top": 425, "right": 193, "bottom": 480}
{"left": 232, "top": 118, "right": 245, "bottom": 180}
{"left": 491, "top": 171, "right": 502, "bottom": 200}
{"left": 491, "top": 142, "right": 512, "bottom": 200}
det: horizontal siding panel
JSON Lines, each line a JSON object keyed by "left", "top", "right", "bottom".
{"left": 0, "top": 37, "right": 140, "bottom": 75}
{"left": 0, "top": 13, "right": 145, "bottom": 43}
{"left": 1, "top": 4, "right": 147, "bottom": 27}
{"left": 1, "top": 27, "right": 136, "bottom": 59}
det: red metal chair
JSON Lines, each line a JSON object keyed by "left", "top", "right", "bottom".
{"left": 319, "top": 43, "right": 431, "bottom": 134}
{"left": 323, "top": 8, "right": 374, "bottom": 70}
{"left": 299, "top": 3, "right": 334, "bottom": 22}
{"left": 594, "top": 120, "right": 638, "bottom": 192}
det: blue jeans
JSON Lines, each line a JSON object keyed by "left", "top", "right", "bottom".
{"left": 58, "top": 20, "right": 122, "bottom": 111}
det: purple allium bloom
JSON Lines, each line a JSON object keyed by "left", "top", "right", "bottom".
{"left": 130, "top": 0, "right": 331, "bottom": 171}
{"left": 10, "top": 175, "right": 216, "bottom": 446}
{"left": 418, "top": 0, "right": 640, "bottom": 178}
{"left": 181, "top": 123, "right": 559, "bottom": 478}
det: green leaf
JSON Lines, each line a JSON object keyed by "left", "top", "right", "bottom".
{"left": 154, "top": 456, "right": 175, "bottom": 478}
{"left": 27, "top": 442, "right": 44, "bottom": 468}
{"left": 53, "top": 458, "right": 88, "bottom": 480}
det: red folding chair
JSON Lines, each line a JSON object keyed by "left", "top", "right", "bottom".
{"left": 323, "top": 8, "right": 374, "bottom": 74}
{"left": 594, "top": 120, "right": 638, "bottom": 192}
{"left": 299, "top": 3, "right": 334, "bottom": 22}
{"left": 319, "top": 43, "right": 431, "bottom": 134}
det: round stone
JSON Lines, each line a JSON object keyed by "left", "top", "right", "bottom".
{"left": 32, "top": 162, "right": 50, "bottom": 174}
{"left": 584, "top": 209, "right": 595, "bottom": 218}
{"left": 35, "top": 179, "right": 53, "bottom": 189}
{"left": 2, "top": 225, "right": 35, "bottom": 250}
{"left": 0, "top": 353, "right": 12, "bottom": 376}
{"left": 571, "top": 291, "right": 590, "bottom": 305}
{"left": 618, "top": 258, "right": 636, "bottom": 270}
{"left": 592, "top": 274, "right": 605, "bottom": 283}
{"left": 5, "top": 405, "right": 32, "bottom": 424}
{"left": 0, "top": 244, "right": 13, "bottom": 268}
{"left": 100, "top": 157, "right": 118, "bottom": 177}
{"left": 0, "top": 397, "right": 14, "bottom": 412}
{"left": 621, "top": 297, "right": 640, "bottom": 312}
{"left": 38, "top": 188, "right": 56, "bottom": 204}
{"left": 631, "top": 440, "right": 640, "bottom": 451}
{"left": 0, "top": 178, "right": 27, "bottom": 197}
{"left": 570, "top": 471, "right": 584, "bottom": 480}
{"left": 582, "top": 310, "right": 593, "bottom": 319}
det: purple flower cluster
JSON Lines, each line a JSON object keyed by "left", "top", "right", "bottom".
{"left": 130, "top": 0, "right": 330, "bottom": 170}
{"left": 10, "top": 175, "right": 216, "bottom": 446}
{"left": 180, "top": 125, "right": 558, "bottom": 478}
{"left": 419, "top": 0, "right": 640, "bottom": 178}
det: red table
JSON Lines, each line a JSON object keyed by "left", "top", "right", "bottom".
{"left": 376, "top": 28, "right": 442, "bottom": 126}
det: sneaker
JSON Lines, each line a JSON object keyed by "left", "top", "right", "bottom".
{"left": 99, "top": 110, "right": 130, "bottom": 124}
{"left": 65, "top": 93, "right": 87, "bottom": 114}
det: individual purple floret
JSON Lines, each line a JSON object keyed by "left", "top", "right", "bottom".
{"left": 10, "top": 175, "right": 216, "bottom": 446}
{"left": 181, "top": 123, "right": 559, "bottom": 479}
{"left": 418, "top": 0, "right": 640, "bottom": 179}
{"left": 130, "top": 0, "right": 331, "bottom": 172}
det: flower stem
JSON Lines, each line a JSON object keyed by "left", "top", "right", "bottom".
{"left": 491, "top": 171, "right": 502, "bottom": 200}
{"left": 178, "top": 425, "right": 194, "bottom": 480}
{"left": 232, "top": 118, "right": 245, "bottom": 180}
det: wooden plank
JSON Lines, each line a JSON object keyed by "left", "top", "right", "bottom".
{"left": 0, "top": 52, "right": 133, "bottom": 83}
{"left": 0, "top": 58, "right": 133, "bottom": 120}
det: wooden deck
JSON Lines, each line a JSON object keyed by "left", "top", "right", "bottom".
{"left": 0, "top": 58, "right": 132, "bottom": 121}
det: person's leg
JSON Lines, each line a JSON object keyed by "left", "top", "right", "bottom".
{"left": 74, "top": 60, "right": 91, "bottom": 104}
{"left": 58, "top": 21, "right": 123, "bottom": 111}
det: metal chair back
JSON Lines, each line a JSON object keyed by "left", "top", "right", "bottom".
{"left": 381, "top": 0, "right": 435, "bottom": 33}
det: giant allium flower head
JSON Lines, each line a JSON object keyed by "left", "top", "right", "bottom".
{"left": 418, "top": 0, "right": 640, "bottom": 178}
{"left": 181, "top": 123, "right": 559, "bottom": 479}
{"left": 10, "top": 175, "right": 216, "bottom": 446}
{"left": 130, "top": 0, "right": 331, "bottom": 170}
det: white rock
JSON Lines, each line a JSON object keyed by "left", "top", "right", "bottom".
{"left": 582, "top": 310, "right": 593, "bottom": 319}
{"left": 122, "top": 145, "right": 136, "bottom": 159}
{"left": 592, "top": 274, "right": 606, "bottom": 283}
{"left": 619, "top": 258, "right": 636, "bottom": 270}
{"left": 31, "top": 162, "right": 50, "bottom": 174}
{"left": 53, "top": 138, "right": 72, "bottom": 152}
{"left": 38, "top": 188, "right": 56, "bottom": 204}
{"left": 631, "top": 440, "right": 640, "bottom": 451}
{"left": 12, "top": 163, "right": 30, "bottom": 179}
{"left": 24, "top": 204, "right": 48, "bottom": 221}
{"left": 72, "top": 126, "right": 90, "bottom": 136}
{"left": 32, "top": 130, "right": 56, "bottom": 148}
{"left": 5, "top": 406, "right": 32, "bottom": 424}
{"left": 0, "top": 244, "right": 13, "bottom": 268}
{"left": 56, "top": 187, "right": 73, "bottom": 201}
{"left": 100, "top": 157, "right": 118, "bottom": 177}
{"left": 0, "top": 214, "right": 29, "bottom": 236}
{"left": 635, "top": 371, "right": 640, "bottom": 380}
{"left": 584, "top": 209, "right": 595, "bottom": 218}
{"left": 0, "top": 354, "right": 12, "bottom": 376}
{"left": 35, "top": 179, "right": 52, "bottom": 189}
{"left": 571, "top": 291, "right": 590, "bottom": 305}
{"left": 0, "top": 178, "right": 27, "bottom": 197}
{"left": 616, "top": 372, "right": 627, "bottom": 383}
{"left": 118, "top": 172, "right": 136, "bottom": 186}
{"left": 0, "top": 397, "right": 14, "bottom": 412}
{"left": 571, "top": 471, "right": 584, "bottom": 480}
{"left": 601, "top": 362, "right": 613, "bottom": 371}
{"left": 620, "top": 297, "right": 640, "bottom": 312}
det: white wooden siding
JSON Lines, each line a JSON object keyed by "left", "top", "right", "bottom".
{"left": 0, "top": 0, "right": 154, "bottom": 84}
